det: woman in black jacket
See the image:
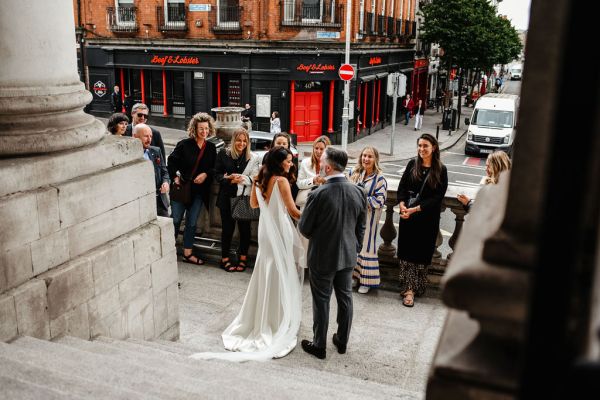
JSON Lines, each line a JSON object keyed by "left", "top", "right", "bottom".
{"left": 214, "top": 128, "right": 260, "bottom": 272}
{"left": 167, "top": 112, "right": 217, "bottom": 265}
{"left": 396, "top": 134, "right": 448, "bottom": 307}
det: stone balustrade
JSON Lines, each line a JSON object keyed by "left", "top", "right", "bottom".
{"left": 197, "top": 180, "right": 479, "bottom": 292}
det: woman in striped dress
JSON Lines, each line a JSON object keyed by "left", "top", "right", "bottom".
{"left": 350, "top": 147, "right": 388, "bottom": 294}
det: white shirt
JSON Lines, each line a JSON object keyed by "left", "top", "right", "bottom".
{"left": 297, "top": 157, "right": 320, "bottom": 189}
{"left": 326, "top": 172, "right": 346, "bottom": 181}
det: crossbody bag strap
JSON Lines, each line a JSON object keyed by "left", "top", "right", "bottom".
{"left": 189, "top": 142, "right": 206, "bottom": 180}
{"left": 416, "top": 170, "right": 430, "bottom": 198}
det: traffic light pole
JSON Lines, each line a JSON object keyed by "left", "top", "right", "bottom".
{"left": 341, "top": 0, "right": 352, "bottom": 151}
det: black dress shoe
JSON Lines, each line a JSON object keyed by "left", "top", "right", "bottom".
{"left": 332, "top": 334, "right": 347, "bottom": 354}
{"left": 301, "top": 340, "right": 326, "bottom": 359}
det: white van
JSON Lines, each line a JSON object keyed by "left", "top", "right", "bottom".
{"left": 510, "top": 64, "right": 523, "bottom": 80}
{"left": 464, "top": 93, "right": 519, "bottom": 156}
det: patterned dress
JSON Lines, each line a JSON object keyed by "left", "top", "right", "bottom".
{"left": 352, "top": 172, "right": 388, "bottom": 287}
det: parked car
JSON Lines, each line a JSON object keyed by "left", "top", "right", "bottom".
{"left": 249, "top": 130, "right": 299, "bottom": 167}
{"left": 208, "top": 131, "right": 298, "bottom": 167}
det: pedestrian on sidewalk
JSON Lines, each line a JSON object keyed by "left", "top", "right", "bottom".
{"left": 414, "top": 99, "right": 425, "bottom": 131}
{"left": 110, "top": 85, "right": 122, "bottom": 113}
{"left": 350, "top": 147, "right": 387, "bottom": 294}
{"left": 270, "top": 111, "right": 281, "bottom": 134}
{"left": 106, "top": 113, "right": 129, "bottom": 136}
{"left": 396, "top": 134, "right": 448, "bottom": 307}
{"left": 402, "top": 94, "right": 414, "bottom": 125}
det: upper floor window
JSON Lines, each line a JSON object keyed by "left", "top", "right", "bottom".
{"left": 116, "top": 0, "right": 135, "bottom": 26}
{"left": 282, "top": 0, "right": 341, "bottom": 26}
{"left": 165, "top": 0, "right": 186, "bottom": 24}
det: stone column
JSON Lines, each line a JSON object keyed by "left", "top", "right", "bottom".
{"left": 0, "top": 0, "right": 179, "bottom": 343}
{"left": 0, "top": 0, "right": 104, "bottom": 155}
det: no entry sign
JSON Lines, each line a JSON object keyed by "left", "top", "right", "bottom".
{"left": 338, "top": 64, "right": 355, "bottom": 81}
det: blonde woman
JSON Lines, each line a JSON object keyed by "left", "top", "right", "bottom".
{"left": 167, "top": 112, "right": 218, "bottom": 265}
{"left": 350, "top": 146, "right": 388, "bottom": 294}
{"left": 296, "top": 135, "right": 331, "bottom": 208}
{"left": 457, "top": 150, "right": 511, "bottom": 211}
{"left": 214, "top": 128, "right": 260, "bottom": 272}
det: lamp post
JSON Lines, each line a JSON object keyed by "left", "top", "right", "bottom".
{"left": 341, "top": 0, "right": 353, "bottom": 151}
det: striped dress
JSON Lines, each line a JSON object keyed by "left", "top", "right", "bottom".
{"left": 352, "top": 172, "right": 388, "bottom": 287}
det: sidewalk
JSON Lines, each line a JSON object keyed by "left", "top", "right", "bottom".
{"left": 99, "top": 108, "right": 467, "bottom": 163}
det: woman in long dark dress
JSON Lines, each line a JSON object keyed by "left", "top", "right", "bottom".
{"left": 396, "top": 133, "right": 448, "bottom": 307}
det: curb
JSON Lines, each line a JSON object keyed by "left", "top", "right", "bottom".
{"left": 376, "top": 129, "right": 468, "bottom": 163}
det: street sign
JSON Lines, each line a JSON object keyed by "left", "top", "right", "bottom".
{"left": 338, "top": 64, "right": 355, "bottom": 81}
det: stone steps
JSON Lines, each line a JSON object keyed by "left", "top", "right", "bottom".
{"left": 0, "top": 335, "right": 421, "bottom": 399}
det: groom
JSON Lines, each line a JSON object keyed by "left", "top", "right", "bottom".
{"left": 298, "top": 147, "right": 366, "bottom": 359}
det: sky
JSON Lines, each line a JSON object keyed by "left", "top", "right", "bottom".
{"left": 497, "top": 0, "right": 531, "bottom": 31}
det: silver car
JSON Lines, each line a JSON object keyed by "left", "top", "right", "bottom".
{"left": 208, "top": 130, "right": 299, "bottom": 167}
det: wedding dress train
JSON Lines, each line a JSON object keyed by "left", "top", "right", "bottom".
{"left": 190, "top": 183, "right": 305, "bottom": 361}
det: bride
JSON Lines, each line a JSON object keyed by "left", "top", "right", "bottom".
{"left": 191, "top": 147, "right": 305, "bottom": 361}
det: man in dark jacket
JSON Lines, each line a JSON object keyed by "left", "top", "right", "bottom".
{"left": 298, "top": 147, "right": 367, "bottom": 359}
{"left": 110, "top": 85, "right": 122, "bottom": 113}
{"left": 133, "top": 123, "right": 170, "bottom": 217}
{"left": 125, "top": 103, "right": 166, "bottom": 160}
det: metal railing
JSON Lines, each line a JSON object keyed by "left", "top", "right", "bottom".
{"left": 280, "top": 1, "right": 343, "bottom": 28}
{"left": 395, "top": 19, "right": 402, "bottom": 37}
{"left": 366, "top": 12, "right": 376, "bottom": 35}
{"left": 377, "top": 15, "right": 386, "bottom": 36}
{"left": 106, "top": 6, "right": 138, "bottom": 33}
{"left": 387, "top": 16, "right": 395, "bottom": 37}
{"left": 157, "top": 4, "right": 187, "bottom": 32}
{"left": 210, "top": 5, "right": 243, "bottom": 32}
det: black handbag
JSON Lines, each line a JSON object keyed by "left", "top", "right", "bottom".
{"left": 406, "top": 170, "right": 430, "bottom": 208}
{"left": 230, "top": 186, "right": 260, "bottom": 221}
{"left": 170, "top": 143, "right": 205, "bottom": 207}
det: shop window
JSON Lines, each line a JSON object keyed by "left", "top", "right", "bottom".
{"left": 129, "top": 69, "right": 142, "bottom": 103}
{"left": 150, "top": 70, "right": 164, "bottom": 114}
{"left": 172, "top": 71, "right": 185, "bottom": 115}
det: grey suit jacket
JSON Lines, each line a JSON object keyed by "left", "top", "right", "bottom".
{"left": 147, "top": 146, "right": 170, "bottom": 210}
{"left": 298, "top": 176, "right": 367, "bottom": 274}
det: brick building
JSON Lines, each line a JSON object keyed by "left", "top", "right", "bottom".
{"left": 74, "top": 0, "right": 422, "bottom": 143}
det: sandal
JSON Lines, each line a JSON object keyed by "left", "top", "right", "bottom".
{"left": 225, "top": 262, "right": 238, "bottom": 273}
{"left": 182, "top": 254, "right": 204, "bottom": 265}
{"left": 402, "top": 291, "right": 415, "bottom": 308}
{"left": 235, "top": 260, "right": 247, "bottom": 272}
{"left": 219, "top": 258, "right": 231, "bottom": 271}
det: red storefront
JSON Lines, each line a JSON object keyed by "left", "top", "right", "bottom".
{"left": 412, "top": 58, "right": 429, "bottom": 105}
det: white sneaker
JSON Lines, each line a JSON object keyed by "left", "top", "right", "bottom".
{"left": 352, "top": 279, "right": 358, "bottom": 288}
{"left": 358, "top": 286, "right": 370, "bottom": 294}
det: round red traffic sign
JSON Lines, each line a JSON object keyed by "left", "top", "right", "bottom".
{"left": 338, "top": 64, "right": 355, "bottom": 81}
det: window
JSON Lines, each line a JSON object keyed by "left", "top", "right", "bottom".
{"left": 165, "top": 0, "right": 185, "bottom": 24}
{"left": 150, "top": 70, "right": 164, "bottom": 114}
{"left": 116, "top": 0, "right": 135, "bottom": 25}
{"left": 217, "top": 0, "right": 240, "bottom": 28}
{"left": 172, "top": 71, "right": 185, "bottom": 115}
{"left": 472, "top": 109, "right": 513, "bottom": 128}
{"left": 302, "top": 0, "right": 323, "bottom": 22}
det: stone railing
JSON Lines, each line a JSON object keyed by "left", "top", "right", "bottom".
{"left": 194, "top": 182, "right": 478, "bottom": 292}
{"left": 377, "top": 184, "right": 477, "bottom": 292}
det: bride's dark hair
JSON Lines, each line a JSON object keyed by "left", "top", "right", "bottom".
{"left": 257, "top": 147, "right": 293, "bottom": 197}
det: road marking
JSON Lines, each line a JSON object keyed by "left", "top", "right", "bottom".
{"left": 443, "top": 162, "right": 486, "bottom": 170}
{"left": 450, "top": 182, "right": 481, "bottom": 188}
{"left": 464, "top": 157, "right": 485, "bottom": 167}
{"left": 383, "top": 173, "right": 403, "bottom": 178}
{"left": 445, "top": 151, "right": 466, "bottom": 156}
{"left": 382, "top": 163, "right": 405, "bottom": 168}
{"left": 448, "top": 170, "right": 487, "bottom": 178}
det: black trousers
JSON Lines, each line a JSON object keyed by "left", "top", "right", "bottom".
{"left": 219, "top": 202, "right": 251, "bottom": 259}
{"left": 309, "top": 267, "right": 354, "bottom": 349}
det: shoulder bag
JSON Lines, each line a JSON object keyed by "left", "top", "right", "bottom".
{"left": 170, "top": 143, "right": 206, "bottom": 207}
{"left": 231, "top": 185, "right": 260, "bottom": 221}
{"left": 406, "top": 170, "right": 430, "bottom": 208}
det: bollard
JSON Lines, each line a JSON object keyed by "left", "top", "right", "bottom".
{"left": 436, "top": 125, "right": 440, "bottom": 140}
{"left": 448, "top": 127, "right": 452, "bottom": 136}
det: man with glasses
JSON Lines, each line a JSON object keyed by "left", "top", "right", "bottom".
{"left": 125, "top": 103, "right": 166, "bottom": 160}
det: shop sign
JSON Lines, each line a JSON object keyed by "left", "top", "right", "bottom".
{"left": 296, "top": 63, "right": 336, "bottom": 74}
{"left": 189, "top": 4, "right": 211, "bottom": 12}
{"left": 368, "top": 57, "right": 382, "bottom": 66}
{"left": 150, "top": 55, "right": 200, "bottom": 66}
{"left": 295, "top": 81, "right": 322, "bottom": 91}
{"left": 93, "top": 81, "right": 107, "bottom": 97}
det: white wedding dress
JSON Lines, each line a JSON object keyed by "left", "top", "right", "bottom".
{"left": 190, "top": 182, "right": 305, "bottom": 361}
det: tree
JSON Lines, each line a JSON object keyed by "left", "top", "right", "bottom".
{"left": 419, "top": 0, "right": 523, "bottom": 125}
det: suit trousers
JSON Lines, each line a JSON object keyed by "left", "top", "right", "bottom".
{"left": 309, "top": 267, "right": 354, "bottom": 349}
